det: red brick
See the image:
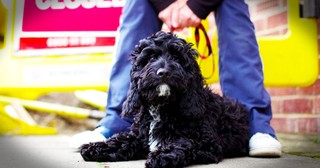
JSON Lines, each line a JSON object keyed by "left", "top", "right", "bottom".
{"left": 253, "top": 19, "right": 266, "bottom": 32}
{"left": 271, "top": 99, "right": 282, "bottom": 113}
{"left": 272, "top": 117, "right": 319, "bottom": 134}
{"left": 282, "top": 0, "right": 287, "bottom": 6}
{"left": 282, "top": 98, "right": 313, "bottom": 114}
{"left": 267, "top": 87, "right": 296, "bottom": 96}
{"left": 315, "top": 97, "right": 320, "bottom": 114}
{"left": 267, "top": 11, "right": 288, "bottom": 29}
{"left": 271, "top": 117, "right": 296, "bottom": 133}
{"left": 297, "top": 80, "right": 320, "bottom": 95}
{"left": 297, "top": 118, "right": 319, "bottom": 134}
{"left": 310, "top": 80, "right": 320, "bottom": 94}
{"left": 296, "top": 86, "right": 314, "bottom": 95}
{"left": 257, "top": 0, "right": 279, "bottom": 12}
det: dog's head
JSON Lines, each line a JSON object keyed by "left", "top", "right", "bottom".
{"left": 123, "top": 31, "right": 206, "bottom": 117}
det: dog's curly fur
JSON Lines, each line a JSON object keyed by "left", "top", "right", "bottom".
{"left": 80, "top": 31, "right": 249, "bottom": 168}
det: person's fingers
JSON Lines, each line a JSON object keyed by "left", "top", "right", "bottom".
{"left": 159, "top": 12, "right": 172, "bottom": 30}
{"left": 179, "top": 4, "right": 201, "bottom": 28}
{"left": 171, "top": 4, "right": 201, "bottom": 31}
{"left": 158, "top": 2, "right": 177, "bottom": 30}
{"left": 158, "top": 0, "right": 201, "bottom": 32}
{"left": 171, "top": 2, "right": 180, "bottom": 29}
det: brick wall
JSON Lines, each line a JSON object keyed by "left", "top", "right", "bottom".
{"left": 247, "top": 0, "right": 288, "bottom": 36}
{"left": 246, "top": 0, "right": 320, "bottom": 135}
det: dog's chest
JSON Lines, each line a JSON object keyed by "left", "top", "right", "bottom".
{"left": 148, "top": 106, "right": 161, "bottom": 152}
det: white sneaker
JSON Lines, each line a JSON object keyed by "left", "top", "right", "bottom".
{"left": 69, "top": 129, "right": 106, "bottom": 150}
{"left": 249, "top": 133, "right": 282, "bottom": 157}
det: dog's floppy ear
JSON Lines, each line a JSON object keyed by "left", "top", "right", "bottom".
{"left": 179, "top": 47, "right": 207, "bottom": 119}
{"left": 121, "top": 73, "right": 142, "bottom": 118}
{"left": 179, "top": 86, "right": 207, "bottom": 119}
{"left": 121, "top": 43, "right": 145, "bottom": 118}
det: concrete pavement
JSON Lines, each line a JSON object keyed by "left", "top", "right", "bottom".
{"left": 0, "top": 135, "right": 319, "bottom": 168}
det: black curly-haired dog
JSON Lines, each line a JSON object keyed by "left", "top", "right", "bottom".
{"left": 80, "top": 31, "right": 249, "bottom": 168}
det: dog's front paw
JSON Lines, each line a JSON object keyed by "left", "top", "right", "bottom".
{"left": 80, "top": 143, "right": 97, "bottom": 161}
{"left": 145, "top": 150, "right": 184, "bottom": 168}
{"left": 80, "top": 141, "right": 116, "bottom": 162}
{"left": 145, "top": 151, "right": 165, "bottom": 168}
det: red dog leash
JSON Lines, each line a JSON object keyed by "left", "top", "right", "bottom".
{"left": 194, "top": 23, "right": 215, "bottom": 79}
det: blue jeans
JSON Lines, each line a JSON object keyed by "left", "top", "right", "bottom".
{"left": 98, "top": 0, "right": 276, "bottom": 138}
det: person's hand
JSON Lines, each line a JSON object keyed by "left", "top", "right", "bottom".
{"left": 158, "top": 0, "right": 201, "bottom": 32}
{"left": 171, "top": 1, "right": 201, "bottom": 31}
{"left": 158, "top": 1, "right": 180, "bottom": 31}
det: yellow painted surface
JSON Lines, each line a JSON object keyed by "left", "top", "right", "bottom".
{"left": 0, "top": 0, "right": 318, "bottom": 135}
{"left": 0, "top": 0, "right": 111, "bottom": 98}
{"left": 0, "top": 0, "right": 318, "bottom": 100}
{"left": 0, "top": 104, "right": 57, "bottom": 135}
{"left": 187, "top": 0, "right": 318, "bottom": 86}
{"left": 259, "top": 0, "right": 318, "bottom": 87}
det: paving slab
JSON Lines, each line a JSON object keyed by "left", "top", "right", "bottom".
{"left": 0, "top": 135, "right": 319, "bottom": 168}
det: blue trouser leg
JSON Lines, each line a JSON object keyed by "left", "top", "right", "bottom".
{"left": 214, "top": 0, "right": 276, "bottom": 138}
{"left": 97, "top": 0, "right": 162, "bottom": 136}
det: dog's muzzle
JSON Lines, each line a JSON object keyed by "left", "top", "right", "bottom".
{"left": 157, "top": 84, "right": 171, "bottom": 97}
{"left": 156, "top": 68, "right": 170, "bottom": 78}
{"left": 155, "top": 67, "right": 171, "bottom": 97}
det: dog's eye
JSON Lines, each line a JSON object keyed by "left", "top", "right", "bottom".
{"left": 172, "top": 55, "right": 179, "bottom": 60}
{"left": 150, "top": 56, "right": 157, "bottom": 61}
{"left": 171, "top": 55, "right": 182, "bottom": 62}
{"left": 136, "top": 54, "right": 157, "bottom": 68}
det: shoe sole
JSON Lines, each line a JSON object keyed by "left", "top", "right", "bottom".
{"left": 249, "top": 147, "right": 282, "bottom": 157}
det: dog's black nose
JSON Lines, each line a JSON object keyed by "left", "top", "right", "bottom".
{"left": 157, "top": 68, "right": 169, "bottom": 77}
